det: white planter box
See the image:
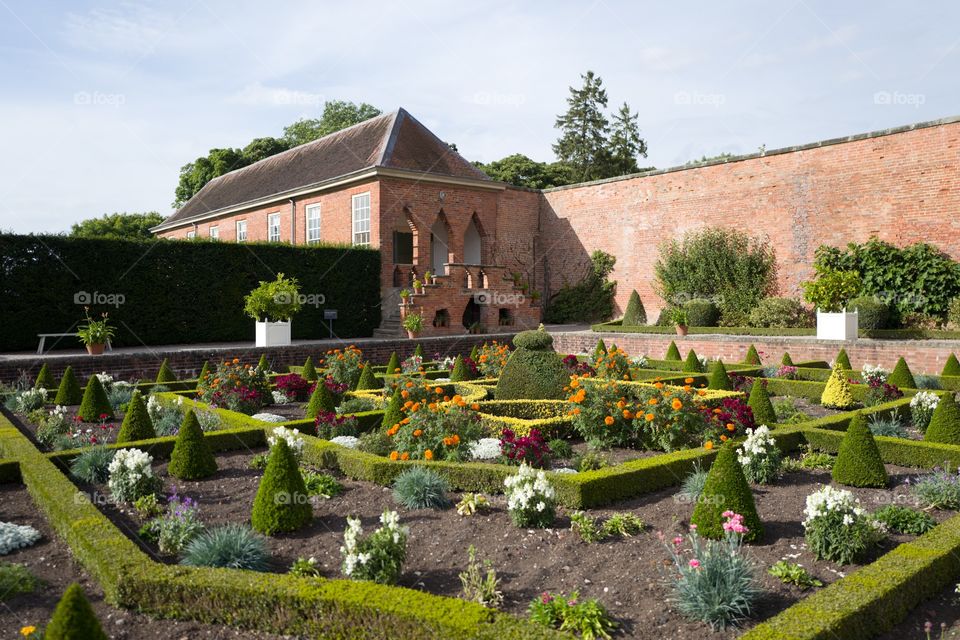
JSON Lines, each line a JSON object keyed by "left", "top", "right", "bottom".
{"left": 255, "top": 321, "right": 292, "bottom": 347}
{"left": 816, "top": 310, "right": 858, "bottom": 341}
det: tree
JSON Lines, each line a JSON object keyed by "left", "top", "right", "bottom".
{"left": 685, "top": 152, "right": 735, "bottom": 167}
{"left": 70, "top": 212, "right": 165, "bottom": 240}
{"left": 173, "top": 147, "right": 248, "bottom": 207}
{"left": 607, "top": 103, "right": 647, "bottom": 175}
{"left": 553, "top": 71, "right": 612, "bottom": 182}
{"left": 282, "top": 100, "right": 382, "bottom": 146}
{"left": 242, "top": 136, "right": 290, "bottom": 162}
{"left": 474, "top": 154, "right": 574, "bottom": 189}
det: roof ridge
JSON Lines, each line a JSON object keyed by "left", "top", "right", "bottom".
{"left": 375, "top": 108, "right": 404, "bottom": 167}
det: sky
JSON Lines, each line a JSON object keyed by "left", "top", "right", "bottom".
{"left": 0, "top": 0, "right": 957, "bottom": 234}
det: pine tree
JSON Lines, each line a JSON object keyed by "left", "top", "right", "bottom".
{"left": 607, "top": 103, "right": 647, "bottom": 176}
{"left": 748, "top": 380, "right": 777, "bottom": 426}
{"left": 55, "top": 366, "right": 83, "bottom": 405}
{"left": 682, "top": 349, "right": 702, "bottom": 373}
{"left": 835, "top": 348, "right": 852, "bottom": 371}
{"left": 382, "top": 388, "right": 404, "bottom": 430}
{"left": 887, "top": 357, "right": 916, "bottom": 390}
{"left": 553, "top": 70, "right": 611, "bottom": 182}
{"left": 450, "top": 355, "right": 472, "bottom": 382}
{"left": 168, "top": 410, "right": 217, "bottom": 480}
{"left": 115, "top": 391, "right": 156, "bottom": 444}
{"left": 621, "top": 290, "right": 647, "bottom": 326}
{"left": 385, "top": 351, "right": 401, "bottom": 375}
{"left": 44, "top": 583, "right": 107, "bottom": 640}
{"left": 943, "top": 354, "right": 960, "bottom": 377}
{"left": 781, "top": 352, "right": 795, "bottom": 366}
{"left": 665, "top": 341, "right": 682, "bottom": 361}
{"left": 708, "top": 359, "right": 732, "bottom": 391}
{"left": 251, "top": 438, "right": 312, "bottom": 535}
{"left": 832, "top": 413, "right": 888, "bottom": 488}
{"left": 156, "top": 358, "right": 176, "bottom": 383}
{"left": 744, "top": 345, "right": 762, "bottom": 365}
{"left": 35, "top": 363, "right": 56, "bottom": 390}
{"left": 305, "top": 379, "right": 335, "bottom": 419}
{"left": 77, "top": 375, "right": 113, "bottom": 421}
{"left": 257, "top": 354, "right": 270, "bottom": 371}
{"left": 690, "top": 443, "right": 762, "bottom": 542}
{"left": 925, "top": 393, "right": 960, "bottom": 445}
{"left": 355, "top": 361, "right": 380, "bottom": 390}
{"left": 301, "top": 356, "right": 318, "bottom": 381}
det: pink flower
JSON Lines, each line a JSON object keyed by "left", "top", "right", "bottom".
{"left": 540, "top": 592, "right": 553, "bottom": 604}
{"left": 688, "top": 559, "right": 700, "bottom": 569}
{"left": 689, "top": 524, "right": 697, "bottom": 530}
{"left": 672, "top": 536, "right": 683, "bottom": 546}
{"left": 722, "top": 510, "right": 735, "bottom": 518}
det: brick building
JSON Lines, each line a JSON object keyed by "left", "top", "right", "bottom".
{"left": 154, "top": 111, "right": 960, "bottom": 334}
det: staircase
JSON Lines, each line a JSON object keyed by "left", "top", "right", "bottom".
{"left": 373, "top": 288, "right": 405, "bottom": 338}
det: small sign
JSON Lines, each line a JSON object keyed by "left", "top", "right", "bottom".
{"left": 323, "top": 309, "right": 338, "bottom": 320}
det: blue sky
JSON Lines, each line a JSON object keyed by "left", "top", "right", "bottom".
{"left": 1, "top": 0, "right": 957, "bottom": 233}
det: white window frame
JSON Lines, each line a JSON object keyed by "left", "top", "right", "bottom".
{"left": 209, "top": 225, "right": 219, "bottom": 240}
{"left": 236, "top": 220, "right": 247, "bottom": 243}
{"left": 351, "top": 192, "right": 371, "bottom": 246}
{"left": 185, "top": 230, "right": 196, "bottom": 239}
{"left": 268, "top": 213, "right": 281, "bottom": 242}
{"left": 305, "top": 204, "right": 322, "bottom": 244}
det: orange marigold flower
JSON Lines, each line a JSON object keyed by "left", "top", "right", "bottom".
{"left": 704, "top": 440, "right": 714, "bottom": 450}
{"left": 233, "top": 358, "right": 239, "bottom": 364}
{"left": 572, "top": 407, "right": 581, "bottom": 415}
{"left": 623, "top": 410, "right": 633, "bottom": 419}
{"left": 683, "top": 385, "right": 692, "bottom": 392}
{"left": 424, "top": 449, "right": 434, "bottom": 460}
{"left": 648, "top": 398, "right": 658, "bottom": 405}
{"left": 685, "top": 377, "right": 694, "bottom": 384}
{"left": 713, "top": 407, "right": 722, "bottom": 414}
{"left": 654, "top": 382, "right": 664, "bottom": 389}
{"left": 451, "top": 434, "right": 460, "bottom": 445}
{"left": 570, "top": 377, "right": 580, "bottom": 388}
{"left": 720, "top": 434, "right": 728, "bottom": 442}
{"left": 645, "top": 413, "right": 655, "bottom": 422}
{"left": 413, "top": 429, "right": 423, "bottom": 437}
{"left": 405, "top": 381, "right": 414, "bottom": 388}
{"left": 389, "top": 451, "right": 399, "bottom": 460}
{"left": 403, "top": 400, "right": 413, "bottom": 409}
{"left": 726, "top": 423, "right": 736, "bottom": 432}
{"left": 401, "top": 390, "right": 410, "bottom": 399}
{"left": 471, "top": 403, "right": 480, "bottom": 410}
{"left": 604, "top": 416, "right": 614, "bottom": 426}
{"left": 435, "top": 387, "right": 443, "bottom": 394}
{"left": 698, "top": 389, "right": 707, "bottom": 396}
{"left": 400, "top": 452, "right": 410, "bottom": 461}
{"left": 411, "top": 402, "right": 421, "bottom": 412}
{"left": 671, "top": 398, "right": 683, "bottom": 410}
{"left": 616, "top": 400, "right": 625, "bottom": 409}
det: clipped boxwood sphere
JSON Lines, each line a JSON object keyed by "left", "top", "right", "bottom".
{"left": 849, "top": 296, "right": 890, "bottom": 330}
{"left": 684, "top": 298, "right": 720, "bottom": 327}
{"left": 512, "top": 329, "right": 554, "bottom": 351}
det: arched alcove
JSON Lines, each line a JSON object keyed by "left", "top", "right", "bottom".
{"left": 430, "top": 214, "right": 451, "bottom": 276}
{"left": 464, "top": 215, "right": 482, "bottom": 265}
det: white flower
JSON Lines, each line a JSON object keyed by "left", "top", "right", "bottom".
{"left": 268, "top": 426, "right": 304, "bottom": 456}
{"left": 330, "top": 435, "right": 360, "bottom": 449}
{"left": 251, "top": 413, "right": 287, "bottom": 423}
{"left": 911, "top": 391, "right": 939, "bottom": 411}
{"left": 271, "top": 390, "right": 291, "bottom": 405}
{"left": 469, "top": 438, "right": 501, "bottom": 460}
{"left": 861, "top": 364, "right": 888, "bottom": 386}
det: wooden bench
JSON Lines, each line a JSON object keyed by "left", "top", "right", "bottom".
{"left": 36, "top": 334, "right": 112, "bottom": 355}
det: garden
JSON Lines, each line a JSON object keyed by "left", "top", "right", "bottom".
{"left": 4, "top": 328, "right": 960, "bottom": 638}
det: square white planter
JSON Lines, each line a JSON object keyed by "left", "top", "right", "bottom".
{"left": 816, "top": 310, "right": 858, "bottom": 341}
{"left": 255, "top": 321, "right": 291, "bottom": 347}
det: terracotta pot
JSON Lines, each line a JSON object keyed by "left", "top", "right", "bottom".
{"left": 406, "top": 330, "right": 419, "bottom": 340}
{"left": 86, "top": 343, "right": 106, "bottom": 355}
{"left": 399, "top": 303, "right": 409, "bottom": 319}
{"left": 675, "top": 325, "right": 689, "bottom": 337}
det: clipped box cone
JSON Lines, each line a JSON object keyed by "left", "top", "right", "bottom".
{"left": 305, "top": 379, "right": 336, "bottom": 419}
{"left": 77, "top": 375, "right": 113, "bottom": 421}
{"left": 115, "top": 391, "right": 156, "bottom": 444}
{"left": 355, "top": 361, "right": 380, "bottom": 390}
{"left": 156, "top": 358, "right": 177, "bottom": 383}
{"left": 55, "top": 366, "right": 83, "bottom": 405}
{"left": 925, "top": 393, "right": 960, "bottom": 445}
{"left": 690, "top": 442, "right": 763, "bottom": 542}
{"left": 832, "top": 413, "right": 888, "bottom": 488}
{"left": 168, "top": 410, "right": 217, "bottom": 480}
{"left": 748, "top": 379, "right": 777, "bottom": 426}
{"left": 251, "top": 438, "right": 312, "bottom": 535}
{"left": 887, "top": 357, "right": 916, "bottom": 390}
{"left": 708, "top": 359, "right": 732, "bottom": 391}
{"left": 44, "top": 583, "right": 107, "bottom": 640}
{"left": 665, "top": 341, "right": 681, "bottom": 361}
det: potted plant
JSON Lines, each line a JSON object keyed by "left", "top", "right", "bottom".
{"left": 403, "top": 313, "right": 423, "bottom": 339}
{"left": 398, "top": 288, "right": 411, "bottom": 319}
{"left": 243, "top": 273, "right": 302, "bottom": 347}
{"left": 412, "top": 279, "right": 424, "bottom": 295}
{"left": 672, "top": 308, "right": 689, "bottom": 337}
{"left": 423, "top": 271, "right": 434, "bottom": 285}
{"left": 76, "top": 309, "right": 115, "bottom": 355}
{"left": 802, "top": 269, "right": 861, "bottom": 341}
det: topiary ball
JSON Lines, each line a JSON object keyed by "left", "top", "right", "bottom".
{"left": 708, "top": 359, "right": 732, "bottom": 391}
{"left": 690, "top": 443, "right": 763, "bottom": 542}
{"left": 832, "top": 413, "right": 888, "bottom": 488}
{"left": 77, "top": 375, "right": 113, "bottom": 422}
{"left": 251, "top": 438, "right": 312, "bottom": 535}
{"left": 665, "top": 341, "right": 682, "bottom": 361}
{"left": 849, "top": 296, "right": 890, "bottom": 330}
{"left": 684, "top": 298, "right": 720, "bottom": 327}
{"left": 55, "top": 366, "right": 83, "bottom": 405}
{"left": 925, "top": 393, "right": 960, "bottom": 445}
{"left": 748, "top": 380, "right": 777, "bottom": 426}
{"left": 44, "top": 583, "right": 107, "bottom": 640}
{"left": 512, "top": 329, "right": 554, "bottom": 351}
{"left": 494, "top": 330, "right": 567, "bottom": 400}
{"left": 115, "top": 391, "right": 156, "bottom": 444}
{"left": 887, "top": 357, "right": 916, "bottom": 390}
{"left": 168, "top": 410, "right": 217, "bottom": 480}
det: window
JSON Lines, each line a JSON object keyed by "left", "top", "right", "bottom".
{"left": 268, "top": 213, "right": 281, "bottom": 242}
{"left": 236, "top": 220, "right": 247, "bottom": 242}
{"left": 305, "top": 204, "right": 321, "bottom": 244}
{"left": 352, "top": 192, "right": 371, "bottom": 246}
{"left": 209, "top": 226, "right": 219, "bottom": 240}
{"left": 185, "top": 230, "right": 196, "bottom": 239}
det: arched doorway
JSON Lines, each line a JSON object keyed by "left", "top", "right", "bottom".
{"left": 462, "top": 298, "right": 482, "bottom": 332}
{"left": 430, "top": 217, "right": 450, "bottom": 276}
{"left": 464, "top": 216, "right": 482, "bottom": 265}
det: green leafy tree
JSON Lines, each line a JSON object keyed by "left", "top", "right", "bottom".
{"left": 474, "top": 154, "right": 574, "bottom": 189}
{"left": 544, "top": 250, "right": 617, "bottom": 323}
{"left": 70, "top": 212, "right": 165, "bottom": 240}
{"left": 116, "top": 391, "right": 156, "bottom": 444}
{"left": 553, "top": 71, "right": 611, "bottom": 182}
{"left": 168, "top": 410, "right": 217, "bottom": 480}
{"left": 242, "top": 136, "right": 290, "bottom": 162}
{"left": 593, "top": 338, "right": 608, "bottom": 361}
{"left": 685, "top": 152, "right": 735, "bottom": 167}
{"left": 282, "top": 101, "right": 382, "bottom": 146}
{"left": 173, "top": 147, "right": 248, "bottom": 208}
{"left": 44, "top": 583, "right": 107, "bottom": 640}
{"left": 607, "top": 102, "right": 647, "bottom": 175}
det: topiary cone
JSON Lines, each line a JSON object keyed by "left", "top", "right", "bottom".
{"left": 305, "top": 379, "right": 335, "bottom": 419}
{"left": 382, "top": 388, "right": 403, "bottom": 430}
{"left": 450, "top": 355, "right": 472, "bottom": 382}
{"left": 198, "top": 360, "right": 211, "bottom": 382}
{"left": 942, "top": 354, "right": 960, "bottom": 377}
{"left": 301, "top": 356, "right": 318, "bottom": 381}
{"left": 469, "top": 345, "right": 479, "bottom": 362}
{"left": 355, "top": 361, "right": 379, "bottom": 390}
{"left": 77, "top": 375, "right": 113, "bottom": 421}
{"left": 748, "top": 379, "right": 777, "bottom": 426}
{"left": 54, "top": 366, "right": 83, "bottom": 405}
{"left": 494, "top": 328, "right": 567, "bottom": 400}
{"left": 832, "top": 412, "right": 888, "bottom": 487}
{"left": 925, "top": 393, "right": 960, "bottom": 445}
{"left": 593, "top": 338, "right": 608, "bottom": 361}
{"left": 744, "top": 344, "right": 762, "bottom": 365}
{"left": 115, "top": 391, "right": 156, "bottom": 444}
{"left": 821, "top": 363, "right": 855, "bottom": 409}
{"left": 35, "top": 363, "right": 56, "bottom": 390}
{"left": 168, "top": 410, "right": 217, "bottom": 480}
{"left": 781, "top": 352, "right": 794, "bottom": 366}
{"left": 385, "top": 351, "right": 401, "bottom": 375}
{"left": 251, "top": 438, "right": 311, "bottom": 535}
{"left": 414, "top": 343, "right": 425, "bottom": 360}
{"left": 44, "top": 583, "right": 107, "bottom": 640}
{"left": 682, "top": 349, "right": 702, "bottom": 373}
{"left": 665, "top": 341, "right": 681, "bottom": 361}
{"left": 257, "top": 354, "right": 269, "bottom": 371}
{"left": 690, "top": 442, "right": 762, "bottom": 542}
{"left": 708, "top": 359, "right": 732, "bottom": 390}
{"left": 835, "top": 348, "right": 852, "bottom": 371}
{"left": 621, "top": 290, "right": 646, "bottom": 326}
{"left": 156, "top": 358, "right": 177, "bottom": 383}
{"left": 887, "top": 357, "right": 916, "bottom": 390}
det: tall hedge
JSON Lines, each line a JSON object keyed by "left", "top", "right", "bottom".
{"left": 0, "top": 234, "right": 381, "bottom": 350}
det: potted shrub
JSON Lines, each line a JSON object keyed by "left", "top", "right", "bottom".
{"left": 412, "top": 279, "right": 424, "bottom": 295}
{"left": 403, "top": 313, "right": 423, "bottom": 339}
{"left": 398, "top": 288, "right": 411, "bottom": 319}
{"left": 244, "top": 273, "right": 302, "bottom": 347}
{"left": 76, "top": 309, "right": 115, "bottom": 355}
{"left": 423, "top": 271, "right": 434, "bottom": 285}
{"left": 802, "top": 269, "right": 861, "bottom": 341}
{"left": 672, "top": 308, "right": 689, "bottom": 337}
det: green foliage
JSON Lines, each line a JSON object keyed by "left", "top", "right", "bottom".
{"left": 495, "top": 330, "right": 568, "bottom": 400}
{"left": 925, "top": 393, "right": 960, "bottom": 445}
{"left": 244, "top": 273, "right": 302, "bottom": 322}
{"left": 355, "top": 361, "right": 380, "bottom": 391}
{"left": 655, "top": 227, "right": 777, "bottom": 318}
{"left": 866, "top": 413, "right": 907, "bottom": 438}
{"left": 849, "top": 296, "right": 891, "bottom": 330}
{"left": 35, "top": 363, "right": 56, "bottom": 389}
{"left": 872, "top": 505, "right": 935, "bottom": 535}
{"left": 70, "top": 211, "right": 165, "bottom": 240}
{"left": 0, "top": 562, "right": 40, "bottom": 602}
{"left": 282, "top": 100, "right": 382, "bottom": 146}
{"left": 459, "top": 545, "right": 504, "bottom": 609}
{"left": 289, "top": 556, "right": 321, "bottom": 577}
{"left": 680, "top": 462, "right": 708, "bottom": 501}
{"left": 44, "top": 583, "right": 108, "bottom": 640}
{"left": 302, "top": 470, "right": 343, "bottom": 498}
{"left": 744, "top": 344, "right": 762, "bottom": 365}
{"left": 911, "top": 467, "right": 960, "bottom": 510}
{"left": 251, "top": 438, "right": 312, "bottom": 535}
{"left": 116, "top": 391, "right": 156, "bottom": 444}
{"left": 301, "top": 356, "right": 318, "bottom": 381}
{"left": 569, "top": 511, "right": 644, "bottom": 543}
{"left": 256, "top": 354, "right": 269, "bottom": 371}
{"left": 528, "top": 590, "right": 617, "bottom": 640}
{"left": 832, "top": 414, "right": 888, "bottom": 488}
{"left": 748, "top": 297, "right": 812, "bottom": 328}
{"left": 180, "top": 524, "right": 270, "bottom": 571}
{"left": 767, "top": 561, "right": 822, "bottom": 589}
{"left": 665, "top": 341, "right": 681, "bottom": 361}
{"left": 684, "top": 298, "right": 720, "bottom": 327}
{"left": 621, "top": 290, "right": 646, "bottom": 326}
{"left": 156, "top": 358, "right": 176, "bottom": 383}
{"left": 474, "top": 154, "right": 574, "bottom": 189}
{"left": 944, "top": 353, "right": 960, "bottom": 377}
{"left": 392, "top": 466, "right": 451, "bottom": 510}
{"left": 54, "top": 366, "right": 82, "bottom": 405}
{"left": 381, "top": 388, "right": 403, "bottom": 430}
{"left": 547, "top": 438, "right": 573, "bottom": 459}
{"left": 887, "top": 357, "right": 916, "bottom": 389}
{"left": 544, "top": 250, "right": 617, "bottom": 323}
{"left": 682, "top": 349, "right": 702, "bottom": 373}
{"left": 748, "top": 381, "right": 776, "bottom": 426}
{"left": 450, "top": 355, "right": 472, "bottom": 382}
{"left": 593, "top": 338, "right": 607, "bottom": 361}
{"left": 385, "top": 352, "right": 401, "bottom": 375}
{"left": 821, "top": 364, "right": 855, "bottom": 409}
{"left": 835, "top": 348, "right": 852, "bottom": 370}
{"left": 802, "top": 268, "right": 861, "bottom": 312}
{"left": 77, "top": 375, "right": 113, "bottom": 421}
{"left": 168, "top": 410, "right": 218, "bottom": 480}
{"left": 305, "top": 379, "right": 336, "bottom": 419}
{"left": 690, "top": 443, "right": 762, "bottom": 541}
{"left": 781, "top": 352, "right": 794, "bottom": 366}
{"left": 708, "top": 360, "right": 732, "bottom": 391}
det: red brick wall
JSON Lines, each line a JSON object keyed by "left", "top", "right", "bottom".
{"left": 541, "top": 120, "right": 960, "bottom": 320}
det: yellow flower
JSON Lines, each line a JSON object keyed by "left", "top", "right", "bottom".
{"left": 424, "top": 449, "right": 434, "bottom": 460}
{"left": 21, "top": 627, "right": 37, "bottom": 637}
{"left": 704, "top": 440, "right": 714, "bottom": 450}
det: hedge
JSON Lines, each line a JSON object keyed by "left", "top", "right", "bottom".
{"left": 0, "top": 234, "right": 381, "bottom": 351}
{"left": 592, "top": 320, "right": 960, "bottom": 341}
